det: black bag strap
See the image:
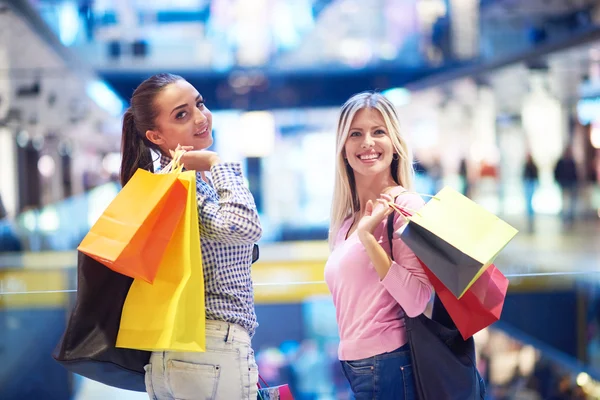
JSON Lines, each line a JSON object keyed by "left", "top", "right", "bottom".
{"left": 252, "top": 243, "right": 259, "bottom": 264}
{"left": 386, "top": 212, "right": 396, "bottom": 261}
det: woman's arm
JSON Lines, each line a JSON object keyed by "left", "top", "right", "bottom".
{"left": 197, "top": 162, "right": 262, "bottom": 245}
{"left": 358, "top": 193, "right": 432, "bottom": 317}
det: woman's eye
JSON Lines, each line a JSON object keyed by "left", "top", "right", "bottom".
{"left": 350, "top": 131, "right": 361, "bottom": 137}
{"left": 176, "top": 111, "right": 187, "bottom": 119}
{"left": 196, "top": 101, "right": 205, "bottom": 108}
{"left": 375, "top": 129, "right": 386, "bottom": 135}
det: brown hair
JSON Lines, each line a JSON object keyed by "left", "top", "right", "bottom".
{"left": 120, "top": 73, "right": 183, "bottom": 185}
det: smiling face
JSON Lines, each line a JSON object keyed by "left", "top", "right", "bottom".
{"left": 145, "top": 79, "right": 213, "bottom": 153}
{"left": 343, "top": 107, "right": 395, "bottom": 180}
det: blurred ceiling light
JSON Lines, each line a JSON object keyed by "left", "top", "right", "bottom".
{"left": 382, "top": 87, "right": 411, "bottom": 107}
{"left": 577, "top": 372, "right": 591, "bottom": 387}
{"left": 449, "top": 0, "right": 479, "bottom": 60}
{"left": 577, "top": 97, "right": 600, "bottom": 125}
{"left": 38, "top": 155, "right": 56, "bottom": 178}
{"left": 39, "top": 207, "right": 60, "bottom": 232}
{"left": 58, "top": 2, "right": 80, "bottom": 46}
{"left": 416, "top": 0, "right": 447, "bottom": 26}
{"left": 16, "top": 129, "right": 29, "bottom": 148}
{"left": 32, "top": 135, "right": 45, "bottom": 151}
{"left": 339, "top": 39, "right": 372, "bottom": 68}
{"left": 86, "top": 80, "right": 125, "bottom": 117}
{"left": 22, "top": 211, "right": 37, "bottom": 232}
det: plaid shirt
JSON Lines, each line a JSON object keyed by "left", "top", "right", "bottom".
{"left": 159, "top": 156, "right": 262, "bottom": 336}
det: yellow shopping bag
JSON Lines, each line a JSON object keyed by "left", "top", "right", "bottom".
{"left": 78, "top": 167, "right": 187, "bottom": 283}
{"left": 116, "top": 170, "right": 205, "bottom": 352}
{"left": 397, "top": 186, "right": 518, "bottom": 299}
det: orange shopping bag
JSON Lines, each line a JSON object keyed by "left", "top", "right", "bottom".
{"left": 78, "top": 165, "right": 187, "bottom": 283}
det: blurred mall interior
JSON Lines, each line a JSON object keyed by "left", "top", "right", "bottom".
{"left": 2, "top": 0, "right": 600, "bottom": 398}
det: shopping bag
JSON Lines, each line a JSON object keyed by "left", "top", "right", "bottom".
{"left": 258, "top": 376, "right": 294, "bottom": 400}
{"left": 116, "top": 170, "right": 206, "bottom": 352}
{"left": 421, "top": 261, "right": 508, "bottom": 340}
{"left": 386, "top": 215, "right": 486, "bottom": 400}
{"left": 52, "top": 252, "right": 149, "bottom": 392}
{"left": 78, "top": 167, "right": 187, "bottom": 283}
{"left": 397, "top": 186, "right": 517, "bottom": 298}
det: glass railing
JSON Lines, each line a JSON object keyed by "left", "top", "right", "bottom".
{"left": 3, "top": 212, "right": 600, "bottom": 400}
{"left": 2, "top": 269, "right": 600, "bottom": 399}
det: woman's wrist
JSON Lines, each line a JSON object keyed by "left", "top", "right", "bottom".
{"left": 209, "top": 154, "right": 221, "bottom": 168}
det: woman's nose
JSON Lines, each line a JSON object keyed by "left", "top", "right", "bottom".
{"left": 361, "top": 134, "right": 374, "bottom": 148}
{"left": 194, "top": 109, "right": 207, "bottom": 124}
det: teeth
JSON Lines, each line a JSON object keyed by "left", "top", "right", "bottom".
{"left": 359, "top": 153, "right": 380, "bottom": 160}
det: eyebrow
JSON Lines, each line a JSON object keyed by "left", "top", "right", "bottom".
{"left": 170, "top": 94, "right": 202, "bottom": 116}
{"left": 349, "top": 125, "right": 385, "bottom": 131}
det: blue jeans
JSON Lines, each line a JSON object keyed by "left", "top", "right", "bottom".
{"left": 340, "top": 344, "right": 416, "bottom": 400}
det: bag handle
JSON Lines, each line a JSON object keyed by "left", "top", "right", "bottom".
{"left": 159, "top": 149, "right": 185, "bottom": 174}
{"left": 256, "top": 374, "right": 270, "bottom": 399}
{"left": 257, "top": 374, "right": 269, "bottom": 388}
{"left": 385, "top": 191, "right": 438, "bottom": 221}
{"left": 386, "top": 192, "right": 417, "bottom": 255}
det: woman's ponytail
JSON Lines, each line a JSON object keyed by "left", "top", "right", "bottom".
{"left": 120, "top": 108, "right": 153, "bottom": 186}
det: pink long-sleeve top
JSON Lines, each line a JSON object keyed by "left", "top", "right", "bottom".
{"left": 324, "top": 189, "right": 433, "bottom": 361}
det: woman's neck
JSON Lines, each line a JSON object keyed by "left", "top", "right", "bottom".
{"left": 353, "top": 173, "right": 397, "bottom": 215}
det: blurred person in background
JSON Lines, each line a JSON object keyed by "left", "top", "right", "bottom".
{"left": 554, "top": 146, "right": 579, "bottom": 228}
{"left": 325, "top": 92, "right": 433, "bottom": 399}
{"left": 120, "top": 73, "right": 262, "bottom": 400}
{"left": 0, "top": 192, "right": 6, "bottom": 220}
{"left": 459, "top": 157, "right": 470, "bottom": 197}
{"left": 429, "top": 155, "right": 444, "bottom": 193}
{"left": 523, "top": 153, "right": 539, "bottom": 233}
{"left": 0, "top": 192, "right": 22, "bottom": 253}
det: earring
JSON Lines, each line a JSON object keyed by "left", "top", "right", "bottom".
{"left": 393, "top": 154, "right": 399, "bottom": 161}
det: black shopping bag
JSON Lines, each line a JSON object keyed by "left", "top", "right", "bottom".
{"left": 52, "top": 252, "right": 150, "bottom": 392}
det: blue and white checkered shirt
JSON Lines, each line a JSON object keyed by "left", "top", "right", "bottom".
{"left": 160, "top": 156, "right": 262, "bottom": 337}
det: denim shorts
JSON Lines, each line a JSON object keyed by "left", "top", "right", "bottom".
{"left": 340, "top": 344, "right": 415, "bottom": 400}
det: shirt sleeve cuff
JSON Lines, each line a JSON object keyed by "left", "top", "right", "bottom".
{"left": 380, "top": 261, "right": 409, "bottom": 290}
{"left": 210, "top": 162, "right": 244, "bottom": 187}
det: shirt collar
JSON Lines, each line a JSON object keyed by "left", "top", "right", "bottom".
{"left": 159, "top": 154, "right": 172, "bottom": 171}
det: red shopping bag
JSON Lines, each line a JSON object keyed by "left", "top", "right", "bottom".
{"left": 257, "top": 375, "right": 294, "bottom": 400}
{"left": 420, "top": 261, "right": 509, "bottom": 340}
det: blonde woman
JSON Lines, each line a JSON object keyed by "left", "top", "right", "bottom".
{"left": 324, "top": 92, "right": 433, "bottom": 399}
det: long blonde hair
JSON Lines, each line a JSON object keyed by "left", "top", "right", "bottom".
{"left": 328, "top": 91, "right": 415, "bottom": 249}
